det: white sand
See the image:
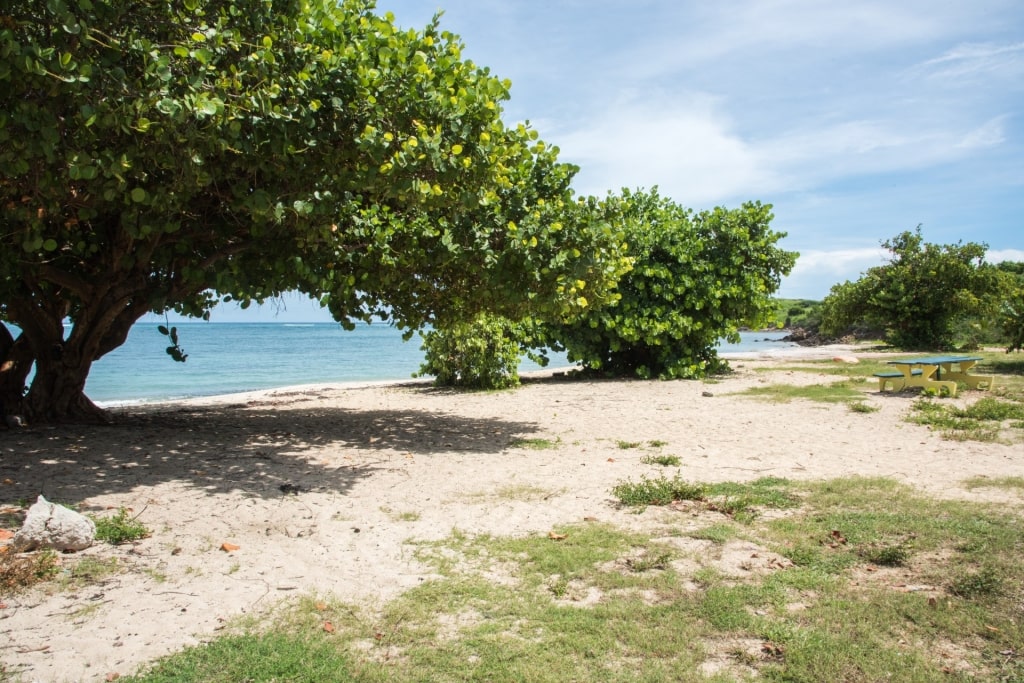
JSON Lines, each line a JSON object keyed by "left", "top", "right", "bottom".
{"left": 1, "top": 344, "right": 1020, "bottom": 682}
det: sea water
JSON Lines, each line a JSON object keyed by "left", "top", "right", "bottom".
{"left": 76, "top": 323, "right": 793, "bottom": 404}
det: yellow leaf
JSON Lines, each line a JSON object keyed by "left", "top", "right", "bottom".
{"left": 220, "top": 542, "right": 240, "bottom": 552}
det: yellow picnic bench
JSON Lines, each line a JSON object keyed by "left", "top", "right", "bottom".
{"left": 874, "top": 356, "right": 996, "bottom": 397}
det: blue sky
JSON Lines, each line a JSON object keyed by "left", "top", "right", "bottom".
{"left": 184, "top": 0, "right": 1024, "bottom": 322}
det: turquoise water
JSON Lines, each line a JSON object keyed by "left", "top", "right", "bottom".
{"left": 79, "top": 323, "right": 795, "bottom": 404}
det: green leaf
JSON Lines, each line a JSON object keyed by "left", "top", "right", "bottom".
{"left": 130, "top": 188, "right": 147, "bottom": 203}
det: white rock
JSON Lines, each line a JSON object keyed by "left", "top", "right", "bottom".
{"left": 11, "top": 495, "right": 96, "bottom": 552}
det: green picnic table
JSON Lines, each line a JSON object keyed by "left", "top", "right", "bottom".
{"left": 874, "top": 356, "right": 995, "bottom": 397}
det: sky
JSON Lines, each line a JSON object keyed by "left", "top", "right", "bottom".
{"left": 183, "top": 0, "right": 1024, "bottom": 323}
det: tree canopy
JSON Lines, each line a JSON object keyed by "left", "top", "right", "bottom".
{"left": 819, "top": 228, "right": 1004, "bottom": 350}
{"left": 419, "top": 189, "right": 797, "bottom": 388}
{"left": 0, "top": 0, "right": 628, "bottom": 422}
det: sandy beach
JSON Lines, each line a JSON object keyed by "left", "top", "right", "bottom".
{"left": 1, "top": 344, "right": 1021, "bottom": 682}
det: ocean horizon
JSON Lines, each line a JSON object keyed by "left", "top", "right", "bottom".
{"left": 78, "top": 322, "right": 797, "bottom": 406}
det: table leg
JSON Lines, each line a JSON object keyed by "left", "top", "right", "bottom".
{"left": 941, "top": 362, "right": 995, "bottom": 390}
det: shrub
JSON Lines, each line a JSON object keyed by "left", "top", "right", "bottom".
{"left": 417, "top": 314, "right": 537, "bottom": 390}
{"left": 545, "top": 190, "right": 796, "bottom": 379}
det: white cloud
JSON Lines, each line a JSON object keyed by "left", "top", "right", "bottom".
{"left": 956, "top": 116, "right": 1007, "bottom": 149}
{"left": 914, "top": 41, "right": 1024, "bottom": 81}
{"left": 556, "top": 93, "right": 780, "bottom": 204}
{"left": 556, "top": 90, "right": 1001, "bottom": 206}
{"left": 777, "top": 247, "right": 890, "bottom": 298}
{"left": 792, "top": 248, "right": 890, "bottom": 275}
{"left": 989, "top": 249, "right": 1024, "bottom": 264}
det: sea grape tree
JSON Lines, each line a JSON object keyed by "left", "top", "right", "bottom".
{"left": 545, "top": 189, "right": 797, "bottom": 379}
{"left": 0, "top": 0, "right": 628, "bottom": 422}
{"left": 820, "top": 228, "right": 1004, "bottom": 349}
{"left": 996, "top": 262, "right": 1024, "bottom": 353}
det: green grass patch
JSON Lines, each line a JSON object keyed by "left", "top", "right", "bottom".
{"left": 125, "top": 631, "right": 360, "bottom": 682}
{"left": 909, "top": 396, "right": 1024, "bottom": 442}
{"left": 121, "top": 477, "right": 1024, "bottom": 682}
{"left": 610, "top": 474, "right": 707, "bottom": 507}
{"left": 737, "top": 380, "right": 868, "bottom": 404}
{"left": 60, "top": 555, "right": 121, "bottom": 588}
{"left": 508, "top": 437, "right": 560, "bottom": 450}
{"left": 640, "top": 453, "right": 682, "bottom": 467}
{"left": 611, "top": 476, "right": 799, "bottom": 523}
{"left": 92, "top": 507, "right": 150, "bottom": 545}
{"left": 687, "top": 522, "right": 737, "bottom": 544}
{"left": 962, "top": 475, "right": 1024, "bottom": 491}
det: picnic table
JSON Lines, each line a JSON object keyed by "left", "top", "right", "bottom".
{"left": 874, "top": 355, "right": 996, "bottom": 397}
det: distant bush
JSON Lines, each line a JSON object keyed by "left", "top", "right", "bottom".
{"left": 820, "top": 228, "right": 1004, "bottom": 350}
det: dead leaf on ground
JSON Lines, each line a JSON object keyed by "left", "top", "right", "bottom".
{"left": 548, "top": 531, "right": 568, "bottom": 541}
{"left": 323, "top": 621, "right": 335, "bottom": 633}
{"left": 220, "top": 542, "right": 240, "bottom": 552}
{"left": 315, "top": 602, "right": 328, "bottom": 611}
{"left": 0, "top": 529, "right": 14, "bottom": 540}
{"left": 105, "top": 673, "right": 120, "bottom": 682}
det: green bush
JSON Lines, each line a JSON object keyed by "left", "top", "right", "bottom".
{"left": 417, "top": 314, "right": 538, "bottom": 390}
{"left": 545, "top": 190, "right": 796, "bottom": 379}
{"left": 820, "top": 228, "right": 1004, "bottom": 349}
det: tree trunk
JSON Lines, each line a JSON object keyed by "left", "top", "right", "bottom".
{"left": 24, "top": 356, "right": 112, "bottom": 424}
{"left": 3, "top": 302, "right": 140, "bottom": 425}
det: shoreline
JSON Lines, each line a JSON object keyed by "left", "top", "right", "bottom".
{"left": 102, "top": 342, "right": 860, "bottom": 411}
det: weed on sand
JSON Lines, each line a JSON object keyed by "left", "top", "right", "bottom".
{"left": 736, "top": 381, "right": 868, "bottom": 405}
{"left": 122, "top": 477, "right": 1024, "bottom": 682}
{"left": 910, "top": 396, "right": 1024, "bottom": 442}
{"left": 92, "top": 507, "right": 151, "bottom": 545}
